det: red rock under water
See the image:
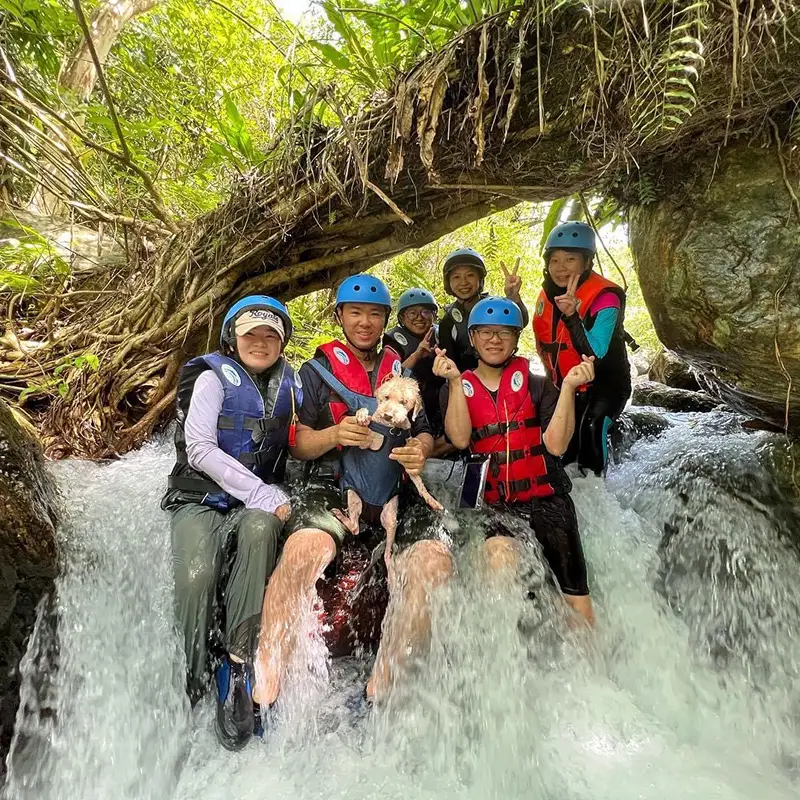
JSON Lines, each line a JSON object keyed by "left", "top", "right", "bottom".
{"left": 314, "top": 543, "right": 389, "bottom": 658}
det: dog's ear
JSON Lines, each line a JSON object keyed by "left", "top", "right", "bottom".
{"left": 412, "top": 392, "right": 423, "bottom": 421}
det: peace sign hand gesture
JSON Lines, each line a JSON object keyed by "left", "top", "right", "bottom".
{"left": 501, "top": 257, "right": 522, "bottom": 302}
{"left": 554, "top": 273, "right": 580, "bottom": 318}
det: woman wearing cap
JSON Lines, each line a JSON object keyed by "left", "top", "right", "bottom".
{"left": 254, "top": 274, "right": 452, "bottom": 709}
{"left": 435, "top": 296, "right": 596, "bottom": 626}
{"left": 383, "top": 287, "right": 449, "bottom": 452}
{"left": 162, "top": 295, "right": 300, "bottom": 750}
{"left": 532, "top": 221, "right": 631, "bottom": 476}
{"left": 438, "top": 248, "right": 529, "bottom": 373}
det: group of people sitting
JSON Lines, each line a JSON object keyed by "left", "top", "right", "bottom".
{"left": 161, "top": 221, "right": 632, "bottom": 750}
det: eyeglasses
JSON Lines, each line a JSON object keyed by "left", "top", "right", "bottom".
{"left": 472, "top": 328, "right": 518, "bottom": 343}
{"left": 403, "top": 308, "right": 435, "bottom": 320}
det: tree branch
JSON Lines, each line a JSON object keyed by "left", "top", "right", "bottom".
{"left": 70, "top": 0, "right": 178, "bottom": 232}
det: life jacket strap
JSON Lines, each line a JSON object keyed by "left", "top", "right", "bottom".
{"left": 168, "top": 475, "right": 222, "bottom": 494}
{"left": 472, "top": 417, "right": 539, "bottom": 442}
{"left": 217, "top": 414, "right": 289, "bottom": 433}
{"left": 489, "top": 444, "right": 548, "bottom": 466}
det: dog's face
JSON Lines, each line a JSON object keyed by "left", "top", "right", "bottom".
{"left": 374, "top": 376, "right": 423, "bottom": 429}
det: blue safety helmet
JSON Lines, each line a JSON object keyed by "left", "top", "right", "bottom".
{"left": 397, "top": 288, "right": 438, "bottom": 317}
{"left": 543, "top": 221, "right": 596, "bottom": 255}
{"left": 335, "top": 274, "right": 392, "bottom": 311}
{"left": 443, "top": 247, "right": 486, "bottom": 297}
{"left": 467, "top": 296, "right": 523, "bottom": 331}
{"left": 220, "top": 295, "right": 293, "bottom": 349}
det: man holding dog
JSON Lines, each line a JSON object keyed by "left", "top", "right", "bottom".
{"left": 253, "top": 274, "right": 452, "bottom": 712}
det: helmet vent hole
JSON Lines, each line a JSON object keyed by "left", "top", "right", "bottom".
{"left": 353, "top": 284, "right": 361, "bottom": 291}
{"left": 503, "top": 309, "right": 509, "bottom": 315}
{"left": 370, "top": 286, "right": 377, "bottom": 292}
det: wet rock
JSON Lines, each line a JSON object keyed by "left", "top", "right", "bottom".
{"left": 630, "top": 348, "right": 653, "bottom": 378}
{"left": 0, "top": 400, "right": 59, "bottom": 776}
{"left": 649, "top": 349, "right": 700, "bottom": 391}
{"left": 630, "top": 142, "right": 800, "bottom": 431}
{"left": 631, "top": 381, "right": 720, "bottom": 413}
{"left": 609, "top": 408, "right": 673, "bottom": 461}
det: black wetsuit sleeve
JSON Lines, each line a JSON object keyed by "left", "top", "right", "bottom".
{"left": 297, "top": 360, "right": 328, "bottom": 428}
{"left": 530, "top": 373, "right": 560, "bottom": 432}
{"left": 438, "top": 313, "right": 457, "bottom": 359}
{"left": 410, "top": 404, "right": 432, "bottom": 439}
{"left": 517, "top": 297, "right": 530, "bottom": 328}
{"left": 563, "top": 313, "right": 597, "bottom": 359}
{"left": 439, "top": 382, "right": 450, "bottom": 422}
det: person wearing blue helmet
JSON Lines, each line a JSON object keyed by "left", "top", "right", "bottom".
{"left": 162, "top": 294, "right": 300, "bottom": 750}
{"left": 532, "top": 221, "right": 631, "bottom": 476}
{"left": 382, "top": 287, "right": 447, "bottom": 449}
{"left": 254, "top": 273, "right": 452, "bottom": 708}
{"left": 436, "top": 296, "right": 596, "bottom": 626}
{"left": 438, "top": 247, "right": 529, "bottom": 373}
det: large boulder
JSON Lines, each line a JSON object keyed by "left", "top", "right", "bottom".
{"left": 649, "top": 349, "right": 700, "bottom": 392}
{"left": 630, "top": 142, "right": 800, "bottom": 431}
{"left": 0, "top": 401, "right": 59, "bottom": 776}
{"left": 632, "top": 381, "right": 720, "bottom": 413}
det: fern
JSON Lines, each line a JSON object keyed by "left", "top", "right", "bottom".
{"left": 633, "top": 0, "right": 709, "bottom": 142}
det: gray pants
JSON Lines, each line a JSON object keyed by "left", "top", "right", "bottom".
{"left": 170, "top": 504, "right": 281, "bottom": 697}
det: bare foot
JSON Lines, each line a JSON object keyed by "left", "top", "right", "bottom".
{"left": 333, "top": 508, "right": 359, "bottom": 535}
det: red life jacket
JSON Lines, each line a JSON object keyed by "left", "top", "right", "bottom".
{"left": 532, "top": 271, "right": 624, "bottom": 388}
{"left": 315, "top": 340, "right": 402, "bottom": 424}
{"left": 462, "top": 357, "right": 555, "bottom": 504}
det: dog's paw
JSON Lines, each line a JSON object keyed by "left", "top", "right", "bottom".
{"left": 355, "top": 408, "right": 370, "bottom": 426}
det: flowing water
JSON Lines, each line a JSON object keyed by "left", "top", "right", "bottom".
{"left": 4, "top": 411, "right": 800, "bottom": 800}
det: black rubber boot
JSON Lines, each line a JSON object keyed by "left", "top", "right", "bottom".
{"left": 214, "top": 656, "right": 254, "bottom": 751}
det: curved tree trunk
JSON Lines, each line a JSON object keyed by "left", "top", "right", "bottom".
{"left": 4, "top": 1, "right": 800, "bottom": 457}
{"left": 28, "top": 0, "right": 160, "bottom": 216}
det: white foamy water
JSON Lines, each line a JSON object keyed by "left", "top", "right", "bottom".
{"left": 4, "top": 413, "right": 800, "bottom": 799}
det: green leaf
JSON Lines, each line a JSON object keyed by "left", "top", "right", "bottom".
{"left": 539, "top": 198, "right": 569, "bottom": 254}
{"left": 308, "top": 40, "right": 352, "bottom": 70}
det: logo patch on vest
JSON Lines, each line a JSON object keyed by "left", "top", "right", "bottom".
{"left": 451, "top": 326, "right": 458, "bottom": 341}
{"left": 333, "top": 346, "right": 350, "bottom": 365}
{"left": 511, "top": 370, "right": 524, "bottom": 392}
{"left": 393, "top": 332, "right": 408, "bottom": 347}
{"left": 535, "top": 299, "right": 544, "bottom": 317}
{"left": 392, "top": 360, "right": 402, "bottom": 376}
{"left": 221, "top": 363, "right": 241, "bottom": 387}
{"left": 452, "top": 308, "right": 463, "bottom": 323}
{"left": 462, "top": 379, "right": 474, "bottom": 397}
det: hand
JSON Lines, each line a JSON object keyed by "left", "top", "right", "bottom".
{"left": 432, "top": 347, "right": 460, "bottom": 380}
{"left": 563, "top": 355, "right": 595, "bottom": 389}
{"left": 274, "top": 503, "right": 291, "bottom": 523}
{"left": 554, "top": 273, "right": 580, "bottom": 317}
{"left": 390, "top": 436, "right": 426, "bottom": 476}
{"left": 501, "top": 257, "right": 522, "bottom": 301}
{"left": 414, "top": 328, "right": 435, "bottom": 359}
{"left": 336, "top": 415, "right": 373, "bottom": 448}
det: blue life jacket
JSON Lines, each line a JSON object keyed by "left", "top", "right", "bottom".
{"left": 306, "top": 360, "right": 409, "bottom": 508}
{"left": 163, "top": 353, "right": 301, "bottom": 512}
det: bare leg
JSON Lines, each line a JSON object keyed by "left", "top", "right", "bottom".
{"left": 366, "top": 539, "right": 453, "bottom": 701}
{"left": 254, "top": 528, "right": 336, "bottom": 706}
{"left": 332, "top": 490, "right": 362, "bottom": 535}
{"left": 482, "top": 536, "right": 522, "bottom": 577}
{"left": 380, "top": 496, "right": 399, "bottom": 570}
{"left": 408, "top": 473, "right": 444, "bottom": 512}
{"left": 565, "top": 594, "right": 595, "bottom": 628}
